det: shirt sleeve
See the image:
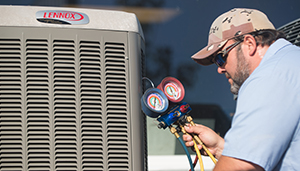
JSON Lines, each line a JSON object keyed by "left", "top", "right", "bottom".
{"left": 222, "top": 65, "right": 300, "bottom": 170}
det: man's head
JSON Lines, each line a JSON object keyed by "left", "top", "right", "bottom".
{"left": 191, "top": 8, "right": 275, "bottom": 66}
{"left": 192, "top": 8, "right": 286, "bottom": 95}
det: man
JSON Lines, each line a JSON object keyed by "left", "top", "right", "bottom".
{"left": 183, "top": 8, "right": 300, "bottom": 171}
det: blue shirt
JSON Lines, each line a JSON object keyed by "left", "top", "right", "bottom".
{"left": 222, "top": 38, "right": 300, "bottom": 171}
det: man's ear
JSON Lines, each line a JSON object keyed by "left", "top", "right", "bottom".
{"left": 243, "top": 35, "right": 257, "bottom": 56}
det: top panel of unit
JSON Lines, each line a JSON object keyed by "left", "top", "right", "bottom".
{"left": 0, "top": 5, "right": 144, "bottom": 38}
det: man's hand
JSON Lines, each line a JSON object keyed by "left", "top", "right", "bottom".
{"left": 182, "top": 124, "right": 224, "bottom": 159}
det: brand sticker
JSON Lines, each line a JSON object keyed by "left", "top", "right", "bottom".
{"left": 36, "top": 10, "right": 89, "bottom": 25}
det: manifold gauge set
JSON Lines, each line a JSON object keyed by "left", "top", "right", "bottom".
{"left": 141, "top": 76, "right": 217, "bottom": 171}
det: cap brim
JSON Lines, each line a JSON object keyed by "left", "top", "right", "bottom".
{"left": 191, "top": 40, "right": 228, "bottom": 66}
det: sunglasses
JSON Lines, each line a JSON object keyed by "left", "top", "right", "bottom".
{"left": 213, "top": 40, "right": 242, "bottom": 67}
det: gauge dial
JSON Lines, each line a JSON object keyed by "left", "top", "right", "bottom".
{"left": 147, "top": 92, "right": 165, "bottom": 111}
{"left": 164, "top": 82, "right": 181, "bottom": 101}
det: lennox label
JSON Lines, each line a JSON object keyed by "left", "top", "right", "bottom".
{"left": 36, "top": 10, "right": 89, "bottom": 25}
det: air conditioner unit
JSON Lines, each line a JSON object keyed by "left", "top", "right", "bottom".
{"left": 0, "top": 5, "right": 146, "bottom": 171}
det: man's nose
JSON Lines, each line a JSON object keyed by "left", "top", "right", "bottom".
{"left": 217, "top": 66, "right": 226, "bottom": 74}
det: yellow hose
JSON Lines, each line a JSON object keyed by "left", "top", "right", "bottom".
{"left": 187, "top": 116, "right": 217, "bottom": 164}
{"left": 193, "top": 139, "right": 204, "bottom": 171}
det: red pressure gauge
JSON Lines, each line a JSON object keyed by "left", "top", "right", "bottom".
{"left": 157, "top": 77, "right": 185, "bottom": 103}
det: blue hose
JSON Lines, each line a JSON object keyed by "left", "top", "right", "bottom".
{"left": 177, "top": 136, "right": 195, "bottom": 171}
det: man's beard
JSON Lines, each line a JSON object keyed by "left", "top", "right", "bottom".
{"left": 228, "top": 45, "right": 250, "bottom": 95}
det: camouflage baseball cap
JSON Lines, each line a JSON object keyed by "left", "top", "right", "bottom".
{"left": 191, "top": 8, "right": 275, "bottom": 65}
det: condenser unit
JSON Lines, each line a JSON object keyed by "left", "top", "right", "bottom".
{"left": 0, "top": 5, "right": 146, "bottom": 171}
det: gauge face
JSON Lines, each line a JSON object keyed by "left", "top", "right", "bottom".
{"left": 164, "top": 82, "right": 181, "bottom": 101}
{"left": 146, "top": 92, "right": 165, "bottom": 111}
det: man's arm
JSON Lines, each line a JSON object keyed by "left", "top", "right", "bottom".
{"left": 214, "top": 156, "right": 264, "bottom": 171}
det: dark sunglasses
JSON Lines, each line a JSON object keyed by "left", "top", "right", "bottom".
{"left": 213, "top": 40, "right": 242, "bottom": 67}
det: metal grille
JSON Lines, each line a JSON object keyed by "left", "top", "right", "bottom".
{"left": 26, "top": 38, "right": 51, "bottom": 170}
{"left": 104, "top": 42, "right": 129, "bottom": 170}
{"left": 80, "top": 40, "right": 103, "bottom": 170}
{"left": 0, "top": 27, "right": 144, "bottom": 171}
{"left": 0, "top": 38, "right": 23, "bottom": 170}
{"left": 278, "top": 18, "right": 300, "bottom": 46}
{"left": 53, "top": 39, "right": 78, "bottom": 170}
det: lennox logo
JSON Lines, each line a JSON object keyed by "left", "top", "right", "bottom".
{"left": 36, "top": 10, "right": 89, "bottom": 25}
{"left": 43, "top": 11, "right": 84, "bottom": 21}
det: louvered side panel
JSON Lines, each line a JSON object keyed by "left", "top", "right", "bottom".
{"left": 278, "top": 18, "right": 300, "bottom": 46}
{"left": 104, "top": 42, "right": 129, "bottom": 171}
{"left": 25, "top": 39, "right": 51, "bottom": 171}
{"left": 53, "top": 39, "right": 78, "bottom": 170}
{"left": 0, "top": 39, "right": 23, "bottom": 170}
{"left": 79, "top": 40, "right": 103, "bottom": 171}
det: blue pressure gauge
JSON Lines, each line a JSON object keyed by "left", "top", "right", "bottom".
{"left": 141, "top": 88, "right": 169, "bottom": 118}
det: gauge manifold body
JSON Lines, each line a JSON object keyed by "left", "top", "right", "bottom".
{"left": 157, "top": 102, "right": 191, "bottom": 129}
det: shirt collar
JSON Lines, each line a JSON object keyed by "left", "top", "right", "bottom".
{"left": 260, "top": 38, "right": 292, "bottom": 65}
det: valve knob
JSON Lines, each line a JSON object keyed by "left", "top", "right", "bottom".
{"left": 180, "top": 104, "right": 190, "bottom": 113}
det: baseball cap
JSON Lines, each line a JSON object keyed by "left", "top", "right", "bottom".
{"left": 191, "top": 8, "right": 275, "bottom": 65}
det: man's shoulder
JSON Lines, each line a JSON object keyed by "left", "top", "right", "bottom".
{"left": 259, "top": 39, "right": 300, "bottom": 72}
{"left": 273, "top": 38, "right": 300, "bottom": 56}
